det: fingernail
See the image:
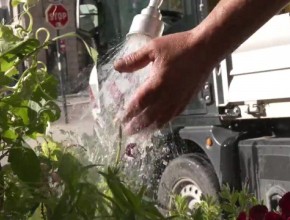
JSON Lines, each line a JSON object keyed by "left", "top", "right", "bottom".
{"left": 114, "top": 58, "right": 124, "bottom": 71}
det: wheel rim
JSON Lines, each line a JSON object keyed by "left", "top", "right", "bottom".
{"left": 170, "top": 178, "right": 203, "bottom": 210}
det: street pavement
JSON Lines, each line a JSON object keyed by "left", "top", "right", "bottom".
{"left": 49, "top": 94, "right": 95, "bottom": 142}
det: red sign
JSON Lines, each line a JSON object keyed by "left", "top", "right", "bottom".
{"left": 46, "top": 4, "right": 68, "bottom": 29}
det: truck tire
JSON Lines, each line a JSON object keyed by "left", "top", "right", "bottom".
{"left": 157, "top": 153, "right": 220, "bottom": 211}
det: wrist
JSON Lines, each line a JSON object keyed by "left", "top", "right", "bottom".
{"left": 186, "top": 25, "right": 222, "bottom": 71}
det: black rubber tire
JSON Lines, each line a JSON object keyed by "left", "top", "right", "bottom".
{"left": 157, "top": 153, "right": 220, "bottom": 210}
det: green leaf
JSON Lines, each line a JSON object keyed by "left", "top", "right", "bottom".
{"left": 99, "top": 169, "right": 128, "bottom": 212}
{"left": 193, "top": 207, "right": 205, "bottom": 220}
{"left": 41, "top": 140, "right": 62, "bottom": 161}
{"left": 2, "top": 165, "right": 40, "bottom": 218}
{"left": 28, "top": 205, "right": 43, "bottom": 220}
{"left": 5, "top": 66, "right": 19, "bottom": 77}
{"left": 0, "top": 73, "right": 14, "bottom": 86}
{"left": 58, "top": 153, "right": 83, "bottom": 186}
{"left": 9, "top": 146, "right": 41, "bottom": 183}
{"left": 39, "top": 100, "right": 61, "bottom": 122}
{"left": 120, "top": 184, "right": 140, "bottom": 210}
{"left": 2, "top": 129, "right": 18, "bottom": 140}
{"left": 0, "top": 39, "right": 40, "bottom": 71}
{"left": 17, "top": 72, "right": 37, "bottom": 99}
{"left": 11, "top": 0, "right": 39, "bottom": 7}
{"left": 49, "top": 189, "right": 72, "bottom": 220}
{"left": 74, "top": 183, "right": 99, "bottom": 218}
{"left": 28, "top": 100, "right": 41, "bottom": 114}
{"left": 0, "top": 57, "right": 15, "bottom": 72}
{"left": 87, "top": 46, "right": 98, "bottom": 63}
{"left": 221, "top": 203, "right": 236, "bottom": 214}
{"left": 37, "top": 75, "right": 59, "bottom": 100}
{"left": 230, "top": 192, "right": 239, "bottom": 205}
{"left": 0, "top": 25, "right": 21, "bottom": 42}
{"left": 11, "top": 0, "right": 26, "bottom": 7}
{"left": 12, "top": 106, "right": 30, "bottom": 125}
{"left": 0, "top": 108, "right": 9, "bottom": 129}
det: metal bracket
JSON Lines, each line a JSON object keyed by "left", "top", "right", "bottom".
{"left": 246, "top": 101, "right": 265, "bottom": 116}
{"left": 202, "top": 82, "right": 212, "bottom": 104}
{"left": 224, "top": 106, "right": 241, "bottom": 117}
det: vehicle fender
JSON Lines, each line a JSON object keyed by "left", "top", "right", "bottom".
{"left": 179, "top": 125, "right": 242, "bottom": 188}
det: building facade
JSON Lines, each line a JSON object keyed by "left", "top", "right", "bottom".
{"left": 32, "top": 0, "right": 91, "bottom": 94}
{"left": 1, "top": 0, "right": 92, "bottom": 94}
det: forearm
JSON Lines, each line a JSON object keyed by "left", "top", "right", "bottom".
{"left": 195, "top": 0, "right": 290, "bottom": 63}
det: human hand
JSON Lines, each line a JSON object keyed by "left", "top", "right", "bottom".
{"left": 114, "top": 30, "right": 215, "bottom": 135}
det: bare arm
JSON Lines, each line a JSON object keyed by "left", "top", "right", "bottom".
{"left": 114, "top": 0, "right": 290, "bottom": 135}
{"left": 199, "top": 0, "right": 290, "bottom": 63}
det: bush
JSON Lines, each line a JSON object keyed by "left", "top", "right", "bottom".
{"left": 1, "top": 1, "right": 289, "bottom": 220}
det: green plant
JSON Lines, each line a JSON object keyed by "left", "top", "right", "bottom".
{"left": 0, "top": 2, "right": 167, "bottom": 217}
{"left": 0, "top": 0, "right": 99, "bottom": 218}
{"left": 2, "top": 1, "right": 289, "bottom": 220}
{"left": 34, "top": 138, "right": 166, "bottom": 220}
{"left": 168, "top": 184, "right": 263, "bottom": 220}
{"left": 193, "top": 196, "right": 221, "bottom": 220}
{"left": 169, "top": 194, "right": 221, "bottom": 220}
{"left": 220, "top": 184, "right": 259, "bottom": 219}
{"left": 0, "top": 0, "right": 61, "bottom": 217}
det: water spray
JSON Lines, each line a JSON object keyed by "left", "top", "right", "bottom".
{"left": 91, "top": 1, "right": 166, "bottom": 188}
{"left": 127, "top": 0, "right": 164, "bottom": 38}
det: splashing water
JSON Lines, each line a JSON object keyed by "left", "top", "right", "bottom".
{"left": 94, "top": 34, "right": 153, "bottom": 154}
{"left": 91, "top": 34, "right": 167, "bottom": 189}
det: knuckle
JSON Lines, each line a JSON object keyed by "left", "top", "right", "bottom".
{"left": 125, "top": 53, "right": 137, "bottom": 65}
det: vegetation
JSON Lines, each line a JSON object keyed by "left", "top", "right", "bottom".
{"left": 0, "top": 1, "right": 289, "bottom": 219}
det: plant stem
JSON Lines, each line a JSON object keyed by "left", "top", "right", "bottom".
{"left": 0, "top": 86, "right": 15, "bottom": 94}
{"left": 0, "top": 163, "right": 3, "bottom": 211}
{"left": 115, "top": 125, "right": 122, "bottom": 166}
{"left": 41, "top": 203, "right": 47, "bottom": 220}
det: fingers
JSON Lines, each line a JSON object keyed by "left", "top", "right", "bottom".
{"left": 122, "top": 95, "right": 190, "bottom": 135}
{"left": 122, "top": 80, "right": 158, "bottom": 123}
{"left": 114, "top": 46, "right": 153, "bottom": 73}
{"left": 123, "top": 107, "right": 175, "bottom": 135}
{"left": 123, "top": 106, "right": 157, "bottom": 135}
{"left": 123, "top": 101, "right": 179, "bottom": 135}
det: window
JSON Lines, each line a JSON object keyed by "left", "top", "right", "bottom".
{"left": 0, "top": 0, "right": 11, "bottom": 23}
{"left": 78, "top": 0, "right": 99, "bottom": 32}
{"left": 161, "top": 0, "right": 184, "bottom": 13}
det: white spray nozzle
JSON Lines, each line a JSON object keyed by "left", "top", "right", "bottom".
{"left": 127, "top": 0, "right": 164, "bottom": 39}
{"left": 149, "top": 0, "right": 163, "bottom": 8}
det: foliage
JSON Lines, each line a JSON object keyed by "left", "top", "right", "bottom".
{"left": 193, "top": 196, "right": 221, "bottom": 220}
{"left": 0, "top": 136, "right": 167, "bottom": 220}
{"left": 219, "top": 184, "right": 259, "bottom": 219}
{"left": 11, "top": 0, "right": 39, "bottom": 7}
{"left": 170, "top": 195, "right": 221, "bottom": 220}
{"left": 0, "top": 0, "right": 61, "bottom": 217}
{"left": 1, "top": 1, "right": 290, "bottom": 220}
{"left": 0, "top": 0, "right": 97, "bottom": 219}
{"left": 168, "top": 185, "right": 270, "bottom": 220}
{"left": 0, "top": 1, "right": 164, "bottom": 219}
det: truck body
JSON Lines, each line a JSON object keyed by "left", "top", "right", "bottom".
{"left": 174, "top": 13, "right": 290, "bottom": 209}
{"left": 76, "top": 0, "right": 290, "bottom": 210}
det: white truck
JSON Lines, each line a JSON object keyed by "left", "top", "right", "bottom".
{"left": 156, "top": 12, "right": 290, "bottom": 211}
{"left": 77, "top": 0, "right": 290, "bottom": 211}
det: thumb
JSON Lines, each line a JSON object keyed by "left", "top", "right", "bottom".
{"left": 114, "top": 46, "right": 153, "bottom": 73}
